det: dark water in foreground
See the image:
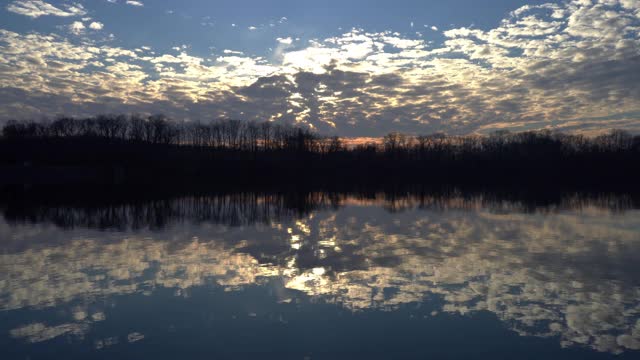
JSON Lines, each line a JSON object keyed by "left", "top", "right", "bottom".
{"left": 1, "top": 191, "right": 640, "bottom": 359}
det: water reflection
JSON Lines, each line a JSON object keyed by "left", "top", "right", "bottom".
{"left": 1, "top": 191, "right": 640, "bottom": 356}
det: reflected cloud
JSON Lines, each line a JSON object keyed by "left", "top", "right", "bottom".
{"left": 10, "top": 322, "right": 89, "bottom": 343}
{"left": 2, "top": 193, "right": 640, "bottom": 354}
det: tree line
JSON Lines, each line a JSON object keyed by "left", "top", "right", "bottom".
{"left": 1, "top": 115, "right": 337, "bottom": 153}
{"left": 2, "top": 114, "right": 640, "bottom": 187}
{"left": 3, "top": 114, "right": 639, "bottom": 155}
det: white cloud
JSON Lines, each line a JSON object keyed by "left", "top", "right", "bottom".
{"left": 276, "top": 37, "right": 293, "bottom": 45}
{"left": 6, "top": 0, "right": 86, "bottom": 18}
{"left": 89, "top": 22, "right": 104, "bottom": 30}
{"left": 125, "top": 0, "right": 143, "bottom": 6}
{"left": 69, "top": 21, "right": 85, "bottom": 35}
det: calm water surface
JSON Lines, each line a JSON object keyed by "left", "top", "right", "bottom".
{"left": 1, "top": 192, "right": 640, "bottom": 359}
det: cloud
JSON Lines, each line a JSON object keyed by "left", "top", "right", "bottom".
{"left": 1, "top": 0, "right": 640, "bottom": 136}
{"left": 88, "top": 22, "right": 104, "bottom": 30}
{"left": 276, "top": 37, "right": 293, "bottom": 45}
{"left": 68, "top": 21, "right": 85, "bottom": 35}
{"left": 125, "top": 0, "right": 143, "bottom": 6}
{"left": 6, "top": 0, "right": 86, "bottom": 18}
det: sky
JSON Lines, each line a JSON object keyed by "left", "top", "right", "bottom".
{"left": 0, "top": 0, "right": 639, "bottom": 137}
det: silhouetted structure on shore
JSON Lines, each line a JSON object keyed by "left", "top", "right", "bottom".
{"left": 2, "top": 114, "right": 640, "bottom": 187}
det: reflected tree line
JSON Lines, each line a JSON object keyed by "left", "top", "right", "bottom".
{"left": 3, "top": 188, "right": 639, "bottom": 232}
{"left": 1, "top": 192, "right": 342, "bottom": 231}
{"left": 2, "top": 114, "right": 640, "bottom": 186}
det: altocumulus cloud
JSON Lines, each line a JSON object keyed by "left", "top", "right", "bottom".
{"left": 1, "top": 0, "right": 640, "bottom": 136}
{"left": 6, "top": 0, "right": 86, "bottom": 18}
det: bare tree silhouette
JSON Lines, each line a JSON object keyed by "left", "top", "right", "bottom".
{"left": 2, "top": 114, "right": 640, "bottom": 187}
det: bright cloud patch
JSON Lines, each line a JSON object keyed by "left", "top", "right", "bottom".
{"left": 125, "top": 1, "right": 143, "bottom": 7}
{"left": 1, "top": 0, "right": 639, "bottom": 136}
{"left": 88, "top": 22, "right": 104, "bottom": 30}
{"left": 68, "top": 21, "right": 85, "bottom": 35}
{"left": 6, "top": 0, "right": 86, "bottom": 18}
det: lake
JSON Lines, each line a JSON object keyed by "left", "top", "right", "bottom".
{"left": 1, "top": 190, "right": 640, "bottom": 359}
